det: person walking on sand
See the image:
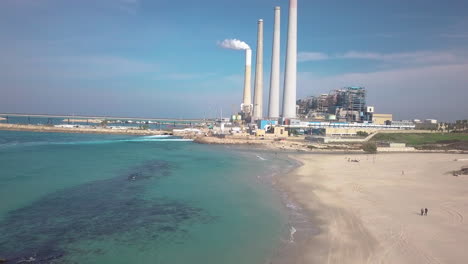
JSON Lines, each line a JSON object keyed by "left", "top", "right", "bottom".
{"left": 425, "top": 208, "right": 428, "bottom": 216}
{"left": 421, "top": 208, "right": 424, "bottom": 216}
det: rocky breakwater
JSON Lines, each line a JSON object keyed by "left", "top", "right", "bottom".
{"left": 0, "top": 123, "right": 169, "bottom": 136}
{"left": 194, "top": 135, "right": 265, "bottom": 145}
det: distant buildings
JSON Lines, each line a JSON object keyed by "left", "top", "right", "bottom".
{"left": 388, "top": 120, "right": 414, "bottom": 126}
{"left": 297, "top": 87, "right": 392, "bottom": 124}
{"left": 372, "top": 114, "right": 393, "bottom": 125}
{"left": 414, "top": 119, "right": 438, "bottom": 130}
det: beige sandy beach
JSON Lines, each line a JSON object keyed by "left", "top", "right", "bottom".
{"left": 283, "top": 153, "right": 468, "bottom": 264}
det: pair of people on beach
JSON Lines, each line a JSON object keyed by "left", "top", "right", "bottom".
{"left": 420, "top": 208, "right": 428, "bottom": 216}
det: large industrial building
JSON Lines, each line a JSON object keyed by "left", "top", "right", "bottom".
{"left": 297, "top": 87, "right": 371, "bottom": 122}
{"left": 226, "top": 0, "right": 418, "bottom": 138}
{"left": 296, "top": 87, "right": 399, "bottom": 125}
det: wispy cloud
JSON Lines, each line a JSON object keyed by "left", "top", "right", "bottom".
{"left": 440, "top": 33, "right": 468, "bottom": 39}
{"left": 297, "top": 52, "right": 329, "bottom": 62}
{"left": 297, "top": 63, "right": 468, "bottom": 121}
{"left": 341, "top": 51, "right": 458, "bottom": 64}
{"left": 440, "top": 17, "right": 468, "bottom": 39}
{"left": 298, "top": 50, "right": 462, "bottom": 65}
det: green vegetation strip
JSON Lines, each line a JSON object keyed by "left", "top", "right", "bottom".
{"left": 371, "top": 133, "right": 468, "bottom": 146}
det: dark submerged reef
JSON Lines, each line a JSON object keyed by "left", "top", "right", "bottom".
{"left": 0, "top": 160, "right": 211, "bottom": 263}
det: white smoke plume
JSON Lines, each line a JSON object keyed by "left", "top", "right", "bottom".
{"left": 218, "top": 39, "right": 250, "bottom": 50}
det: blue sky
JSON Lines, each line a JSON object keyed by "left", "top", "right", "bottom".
{"left": 1, "top": 0, "right": 467, "bottom": 120}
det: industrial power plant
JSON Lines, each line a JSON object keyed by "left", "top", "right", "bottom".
{"left": 222, "top": 0, "right": 298, "bottom": 124}
{"left": 1, "top": 0, "right": 462, "bottom": 149}
{"left": 216, "top": 0, "right": 434, "bottom": 139}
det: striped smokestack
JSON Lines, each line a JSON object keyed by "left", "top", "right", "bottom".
{"left": 241, "top": 49, "right": 252, "bottom": 114}
{"left": 268, "top": 7, "right": 281, "bottom": 119}
{"left": 282, "top": 0, "right": 297, "bottom": 119}
{"left": 253, "top": 19, "right": 264, "bottom": 120}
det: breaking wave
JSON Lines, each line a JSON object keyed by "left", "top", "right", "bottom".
{"left": 141, "top": 135, "right": 174, "bottom": 139}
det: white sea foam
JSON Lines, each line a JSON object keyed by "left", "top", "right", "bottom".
{"left": 133, "top": 139, "right": 193, "bottom": 142}
{"left": 141, "top": 135, "right": 173, "bottom": 139}
{"left": 289, "top": 226, "right": 297, "bottom": 243}
{"left": 286, "top": 202, "right": 300, "bottom": 210}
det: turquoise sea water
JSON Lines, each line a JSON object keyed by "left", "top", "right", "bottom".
{"left": 0, "top": 131, "right": 293, "bottom": 264}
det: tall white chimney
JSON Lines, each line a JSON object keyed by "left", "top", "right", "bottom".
{"left": 268, "top": 7, "right": 281, "bottom": 119}
{"left": 253, "top": 19, "right": 264, "bottom": 120}
{"left": 241, "top": 49, "right": 252, "bottom": 115}
{"left": 282, "top": 0, "right": 297, "bottom": 119}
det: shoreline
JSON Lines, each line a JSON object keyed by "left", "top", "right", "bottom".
{"left": 2, "top": 124, "right": 466, "bottom": 154}
{"left": 195, "top": 136, "right": 467, "bottom": 154}
{"left": 225, "top": 147, "right": 316, "bottom": 264}
{"left": 280, "top": 152, "right": 468, "bottom": 263}
{"left": 269, "top": 155, "right": 322, "bottom": 264}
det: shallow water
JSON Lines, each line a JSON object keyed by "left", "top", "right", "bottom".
{"left": 0, "top": 131, "right": 291, "bottom": 264}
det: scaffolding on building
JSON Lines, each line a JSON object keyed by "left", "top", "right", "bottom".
{"left": 297, "top": 86, "right": 367, "bottom": 122}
